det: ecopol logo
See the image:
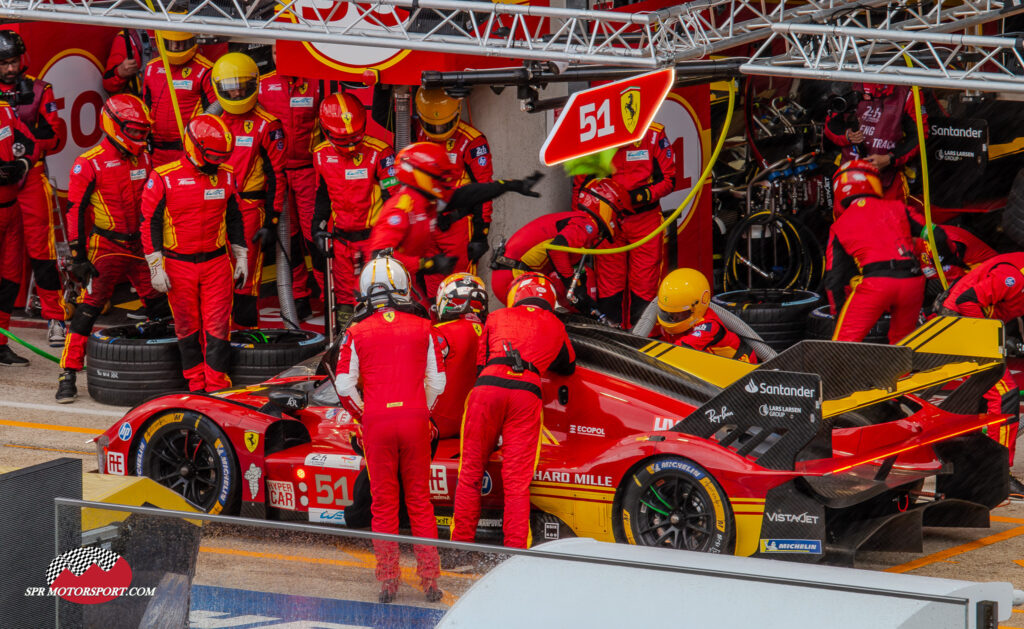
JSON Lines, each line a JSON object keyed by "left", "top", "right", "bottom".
{"left": 744, "top": 380, "right": 815, "bottom": 398}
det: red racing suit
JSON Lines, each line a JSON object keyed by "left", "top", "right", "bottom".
{"left": 141, "top": 160, "right": 245, "bottom": 392}
{"left": 452, "top": 302, "right": 576, "bottom": 548}
{"left": 416, "top": 121, "right": 492, "bottom": 273}
{"left": 825, "top": 85, "right": 927, "bottom": 197}
{"left": 257, "top": 72, "right": 322, "bottom": 301}
{"left": 366, "top": 185, "right": 441, "bottom": 300}
{"left": 490, "top": 210, "right": 606, "bottom": 306}
{"left": 0, "top": 103, "right": 38, "bottom": 346}
{"left": 334, "top": 308, "right": 444, "bottom": 585}
{"left": 103, "top": 29, "right": 144, "bottom": 95}
{"left": 142, "top": 55, "right": 216, "bottom": 166}
{"left": 825, "top": 197, "right": 924, "bottom": 343}
{"left": 916, "top": 223, "right": 996, "bottom": 284}
{"left": 937, "top": 252, "right": 1024, "bottom": 464}
{"left": 312, "top": 135, "right": 397, "bottom": 306}
{"left": 221, "top": 106, "right": 286, "bottom": 328}
{"left": 60, "top": 138, "right": 164, "bottom": 371}
{"left": 657, "top": 309, "right": 757, "bottom": 362}
{"left": 575, "top": 123, "right": 675, "bottom": 326}
{"left": 0, "top": 75, "right": 67, "bottom": 322}
{"left": 432, "top": 315, "right": 484, "bottom": 438}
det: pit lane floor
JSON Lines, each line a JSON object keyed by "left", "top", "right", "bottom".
{"left": 3, "top": 316, "right": 1024, "bottom": 626}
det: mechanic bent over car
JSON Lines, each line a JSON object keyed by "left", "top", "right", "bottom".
{"left": 141, "top": 114, "right": 246, "bottom": 392}
{"left": 825, "top": 159, "right": 924, "bottom": 343}
{"left": 333, "top": 255, "right": 445, "bottom": 604}
{"left": 432, "top": 272, "right": 488, "bottom": 439}
{"left": 57, "top": 94, "right": 169, "bottom": 403}
{"left": 655, "top": 268, "right": 757, "bottom": 362}
{"left": 452, "top": 272, "right": 576, "bottom": 549}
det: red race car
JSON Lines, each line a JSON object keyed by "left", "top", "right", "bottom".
{"left": 95, "top": 315, "right": 1010, "bottom": 564}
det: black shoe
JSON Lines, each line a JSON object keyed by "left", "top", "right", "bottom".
{"left": 56, "top": 370, "right": 78, "bottom": 403}
{"left": 424, "top": 586, "right": 443, "bottom": 602}
{"left": 294, "top": 297, "right": 312, "bottom": 321}
{"left": 1010, "top": 474, "right": 1024, "bottom": 497}
{"left": 0, "top": 344, "right": 28, "bottom": 367}
{"left": 378, "top": 579, "right": 398, "bottom": 604}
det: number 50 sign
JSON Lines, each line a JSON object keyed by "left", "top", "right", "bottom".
{"left": 540, "top": 68, "right": 675, "bottom": 166}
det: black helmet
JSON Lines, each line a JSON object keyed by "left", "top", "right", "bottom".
{"left": 0, "top": 31, "right": 25, "bottom": 62}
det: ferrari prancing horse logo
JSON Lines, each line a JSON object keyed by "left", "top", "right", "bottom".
{"left": 244, "top": 120, "right": 254, "bottom": 134}
{"left": 244, "top": 431, "right": 259, "bottom": 453}
{"left": 620, "top": 87, "right": 640, "bottom": 134}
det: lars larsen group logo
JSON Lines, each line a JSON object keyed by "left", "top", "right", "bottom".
{"left": 25, "top": 547, "right": 154, "bottom": 604}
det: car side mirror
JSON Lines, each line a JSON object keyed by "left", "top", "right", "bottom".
{"left": 269, "top": 389, "right": 308, "bottom": 416}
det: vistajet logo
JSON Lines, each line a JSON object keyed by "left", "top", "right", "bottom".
{"left": 745, "top": 380, "right": 815, "bottom": 399}
{"left": 766, "top": 511, "right": 820, "bottom": 524}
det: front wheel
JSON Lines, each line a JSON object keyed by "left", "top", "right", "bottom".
{"left": 619, "top": 457, "right": 734, "bottom": 553}
{"left": 135, "top": 410, "right": 240, "bottom": 515}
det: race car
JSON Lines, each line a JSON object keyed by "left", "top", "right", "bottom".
{"left": 94, "top": 315, "right": 1011, "bottom": 564}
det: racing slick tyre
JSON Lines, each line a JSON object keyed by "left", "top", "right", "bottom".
{"left": 1002, "top": 170, "right": 1024, "bottom": 248}
{"left": 618, "top": 456, "right": 734, "bottom": 553}
{"left": 134, "top": 410, "right": 240, "bottom": 515}
{"left": 229, "top": 329, "right": 327, "bottom": 386}
{"left": 712, "top": 289, "right": 821, "bottom": 351}
{"left": 86, "top": 321, "right": 186, "bottom": 406}
{"left": 805, "top": 305, "right": 891, "bottom": 343}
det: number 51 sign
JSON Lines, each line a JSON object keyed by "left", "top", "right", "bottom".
{"left": 539, "top": 68, "right": 675, "bottom": 166}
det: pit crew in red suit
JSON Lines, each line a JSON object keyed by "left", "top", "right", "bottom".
{"left": 0, "top": 30, "right": 68, "bottom": 344}
{"left": 333, "top": 256, "right": 445, "bottom": 604}
{"left": 825, "top": 83, "right": 927, "bottom": 201}
{"left": 490, "top": 178, "right": 627, "bottom": 309}
{"left": 824, "top": 160, "right": 924, "bottom": 343}
{"left": 574, "top": 122, "right": 675, "bottom": 326}
{"left": 311, "top": 93, "right": 397, "bottom": 313}
{"left": 56, "top": 95, "right": 168, "bottom": 403}
{"left": 452, "top": 272, "right": 576, "bottom": 549}
{"left": 432, "top": 273, "right": 487, "bottom": 438}
{"left": 104, "top": 29, "right": 144, "bottom": 95}
{"left": 654, "top": 268, "right": 757, "bottom": 362}
{"left": 0, "top": 100, "right": 38, "bottom": 367}
{"left": 141, "top": 114, "right": 246, "bottom": 392}
{"left": 257, "top": 46, "right": 321, "bottom": 318}
{"left": 415, "top": 88, "right": 493, "bottom": 273}
{"left": 212, "top": 53, "right": 286, "bottom": 329}
{"left": 143, "top": 30, "right": 216, "bottom": 167}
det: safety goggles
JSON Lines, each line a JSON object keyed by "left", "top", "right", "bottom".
{"left": 658, "top": 307, "right": 693, "bottom": 324}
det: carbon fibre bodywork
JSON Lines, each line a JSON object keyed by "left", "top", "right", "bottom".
{"left": 95, "top": 316, "right": 1011, "bottom": 564}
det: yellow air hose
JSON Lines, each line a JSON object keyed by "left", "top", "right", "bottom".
{"left": 147, "top": 1, "right": 188, "bottom": 143}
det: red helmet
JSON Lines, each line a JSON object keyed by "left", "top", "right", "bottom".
{"left": 184, "top": 114, "right": 234, "bottom": 167}
{"left": 862, "top": 83, "right": 894, "bottom": 99}
{"left": 577, "top": 178, "right": 628, "bottom": 240}
{"left": 396, "top": 141, "right": 456, "bottom": 199}
{"left": 506, "top": 272, "right": 558, "bottom": 309}
{"left": 832, "top": 159, "right": 882, "bottom": 216}
{"left": 320, "top": 93, "right": 366, "bottom": 153}
{"left": 101, "top": 94, "right": 151, "bottom": 156}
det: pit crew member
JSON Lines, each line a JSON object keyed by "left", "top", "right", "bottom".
{"left": 432, "top": 272, "right": 487, "bottom": 438}
{"left": 104, "top": 29, "right": 145, "bottom": 95}
{"left": 334, "top": 256, "right": 444, "bottom": 603}
{"left": 655, "top": 268, "right": 757, "bottom": 362}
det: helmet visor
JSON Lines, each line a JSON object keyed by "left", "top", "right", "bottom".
{"left": 658, "top": 307, "right": 693, "bottom": 324}
{"left": 202, "top": 147, "right": 231, "bottom": 165}
{"left": 122, "top": 121, "right": 150, "bottom": 141}
{"left": 421, "top": 118, "right": 456, "bottom": 139}
{"left": 215, "top": 77, "right": 258, "bottom": 101}
{"left": 164, "top": 37, "right": 196, "bottom": 53}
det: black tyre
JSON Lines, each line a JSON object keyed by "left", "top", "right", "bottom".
{"left": 86, "top": 321, "right": 185, "bottom": 406}
{"left": 805, "top": 305, "right": 891, "bottom": 343}
{"left": 712, "top": 289, "right": 821, "bottom": 351}
{"left": 1002, "top": 170, "right": 1024, "bottom": 248}
{"left": 230, "top": 329, "right": 327, "bottom": 385}
{"left": 619, "top": 457, "right": 733, "bottom": 553}
{"left": 134, "top": 410, "right": 240, "bottom": 515}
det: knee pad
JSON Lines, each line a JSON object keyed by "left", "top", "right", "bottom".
{"left": 233, "top": 295, "right": 258, "bottom": 328}
{"left": 69, "top": 303, "right": 102, "bottom": 336}
{"left": 0, "top": 278, "right": 18, "bottom": 312}
{"left": 29, "top": 258, "right": 61, "bottom": 291}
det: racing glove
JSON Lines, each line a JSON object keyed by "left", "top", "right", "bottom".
{"left": 69, "top": 259, "right": 100, "bottom": 285}
{"left": 435, "top": 208, "right": 455, "bottom": 233}
{"left": 313, "top": 230, "right": 333, "bottom": 256}
{"left": 0, "top": 157, "right": 29, "bottom": 185}
{"left": 420, "top": 254, "right": 458, "bottom": 275}
{"left": 630, "top": 185, "right": 653, "bottom": 208}
{"left": 500, "top": 170, "right": 544, "bottom": 198}
{"left": 145, "top": 252, "right": 171, "bottom": 293}
{"left": 232, "top": 244, "right": 249, "bottom": 289}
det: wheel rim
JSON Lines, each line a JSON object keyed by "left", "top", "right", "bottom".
{"left": 636, "top": 473, "right": 716, "bottom": 551}
{"left": 147, "top": 427, "right": 221, "bottom": 510}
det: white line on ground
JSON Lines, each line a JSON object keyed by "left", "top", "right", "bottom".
{"left": 0, "top": 400, "right": 127, "bottom": 418}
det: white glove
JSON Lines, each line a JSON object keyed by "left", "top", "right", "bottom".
{"left": 145, "top": 252, "right": 171, "bottom": 293}
{"left": 232, "top": 244, "right": 249, "bottom": 289}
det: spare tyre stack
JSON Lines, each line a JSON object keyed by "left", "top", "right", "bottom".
{"left": 711, "top": 289, "right": 822, "bottom": 352}
{"left": 805, "top": 305, "right": 891, "bottom": 343}
{"left": 229, "top": 329, "right": 327, "bottom": 386}
{"left": 86, "top": 321, "right": 185, "bottom": 406}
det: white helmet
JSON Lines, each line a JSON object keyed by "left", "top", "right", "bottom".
{"left": 435, "top": 272, "right": 488, "bottom": 322}
{"left": 358, "top": 256, "right": 411, "bottom": 309}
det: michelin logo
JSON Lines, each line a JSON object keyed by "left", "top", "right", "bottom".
{"left": 744, "top": 380, "right": 815, "bottom": 398}
{"left": 759, "top": 538, "right": 822, "bottom": 554}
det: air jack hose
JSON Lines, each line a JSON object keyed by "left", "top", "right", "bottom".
{"left": 0, "top": 326, "right": 60, "bottom": 362}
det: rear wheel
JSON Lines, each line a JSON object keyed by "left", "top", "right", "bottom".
{"left": 619, "top": 457, "right": 733, "bottom": 553}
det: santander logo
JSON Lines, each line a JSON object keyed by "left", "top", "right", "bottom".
{"left": 744, "top": 381, "right": 758, "bottom": 393}
{"left": 45, "top": 547, "right": 133, "bottom": 604}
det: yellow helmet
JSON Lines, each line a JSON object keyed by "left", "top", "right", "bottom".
{"left": 212, "top": 52, "right": 259, "bottom": 115}
{"left": 415, "top": 88, "right": 461, "bottom": 142}
{"left": 657, "top": 268, "right": 711, "bottom": 334}
{"left": 156, "top": 30, "right": 198, "bottom": 65}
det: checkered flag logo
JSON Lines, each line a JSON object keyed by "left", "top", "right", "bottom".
{"left": 45, "top": 547, "right": 120, "bottom": 586}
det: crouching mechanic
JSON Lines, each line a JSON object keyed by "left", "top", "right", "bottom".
{"left": 655, "top": 268, "right": 757, "bottom": 362}
{"left": 334, "top": 256, "right": 445, "bottom": 604}
{"left": 452, "top": 272, "right": 576, "bottom": 548}
{"left": 142, "top": 114, "right": 247, "bottom": 392}
{"left": 56, "top": 94, "right": 169, "bottom": 402}
{"left": 432, "top": 272, "right": 488, "bottom": 438}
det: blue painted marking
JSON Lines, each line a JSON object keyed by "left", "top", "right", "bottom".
{"left": 190, "top": 584, "right": 444, "bottom": 628}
